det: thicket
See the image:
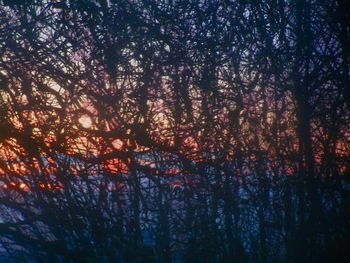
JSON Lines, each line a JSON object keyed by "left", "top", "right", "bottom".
{"left": 0, "top": 1, "right": 349, "bottom": 262}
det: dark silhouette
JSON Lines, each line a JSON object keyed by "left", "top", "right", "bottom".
{"left": 0, "top": 0, "right": 349, "bottom": 262}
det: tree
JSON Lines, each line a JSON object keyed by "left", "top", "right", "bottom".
{"left": 0, "top": 1, "right": 349, "bottom": 262}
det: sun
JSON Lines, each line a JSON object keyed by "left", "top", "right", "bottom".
{"left": 79, "top": 115, "right": 92, "bottom": 128}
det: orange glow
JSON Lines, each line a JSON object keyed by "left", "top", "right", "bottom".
{"left": 112, "top": 139, "right": 123, "bottom": 150}
{"left": 39, "top": 183, "right": 62, "bottom": 190}
{"left": 101, "top": 158, "right": 129, "bottom": 174}
{"left": 2, "top": 182, "right": 29, "bottom": 192}
{"left": 163, "top": 168, "right": 182, "bottom": 175}
{"left": 79, "top": 115, "right": 92, "bottom": 128}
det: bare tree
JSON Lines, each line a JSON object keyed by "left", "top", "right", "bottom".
{"left": 0, "top": 1, "right": 349, "bottom": 262}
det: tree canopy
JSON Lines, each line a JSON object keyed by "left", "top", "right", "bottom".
{"left": 0, "top": 0, "right": 349, "bottom": 262}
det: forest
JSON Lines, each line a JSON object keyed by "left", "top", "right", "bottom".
{"left": 0, "top": 0, "right": 349, "bottom": 262}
